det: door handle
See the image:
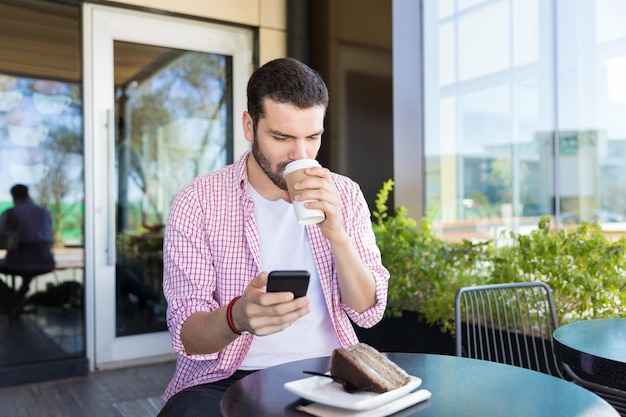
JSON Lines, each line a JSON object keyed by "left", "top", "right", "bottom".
{"left": 106, "top": 109, "right": 116, "bottom": 266}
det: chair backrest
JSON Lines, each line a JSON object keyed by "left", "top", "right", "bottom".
{"left": 455, "top": 281, "right": 563, "bottom": 378}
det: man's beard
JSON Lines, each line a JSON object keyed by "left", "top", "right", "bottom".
{"left": 251, "top": 137, "right": 289, "bottom": 191}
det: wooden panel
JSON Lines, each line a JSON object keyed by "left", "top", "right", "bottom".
{"left": 0, "top": 1, "right": 81, "bottom": 81}
{"left": 0, "top": 1, "right": 181, "bottom": 88}
{"left": 118, "top": 0, "right": 261, "bottom": 26}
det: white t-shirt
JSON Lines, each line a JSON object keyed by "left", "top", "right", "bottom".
{"left": 239, "top": 184, "right": 340, "bottom": 370}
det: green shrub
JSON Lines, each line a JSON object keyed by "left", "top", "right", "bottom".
{"left": 373, "top": 179, "right": 626, "bottom": 334}
{"left": 493, "top": 217, "right": 626, "bottom": 322}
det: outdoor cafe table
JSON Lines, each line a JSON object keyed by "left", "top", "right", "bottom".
{"left": 220, "top": 352, "right": 619, "bottom": 417}
{"left": 554, "top": 318, "right": 626, "bottom": 391}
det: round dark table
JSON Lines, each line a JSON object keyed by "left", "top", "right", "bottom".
{"left": 554, "top": 318, "right": 626, "bottom": 391}
{"left": 220, "top": 353, "right": 619, "bottom": 417}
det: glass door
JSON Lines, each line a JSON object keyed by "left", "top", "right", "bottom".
{"left": 0, "top": 0, "right": 87, "bottom": 385}
{"left": 85, "top": 5, "right": 252, "bottom": 366}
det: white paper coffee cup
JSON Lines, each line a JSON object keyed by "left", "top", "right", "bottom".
{"left": 284, "top": 159, "right": 326, "bottom": 225}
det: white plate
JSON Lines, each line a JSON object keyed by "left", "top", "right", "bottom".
{"left": 284, "top": 374, "right": 422, "bottom": 411}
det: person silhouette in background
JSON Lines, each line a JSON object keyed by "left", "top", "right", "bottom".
{"left": 0, "top": 184, "right": 55, "bottom": 316}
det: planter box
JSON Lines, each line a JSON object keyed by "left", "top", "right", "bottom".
{"left": 354, "top": 310, "right": 560, "bottom": 379}
{"left": 354, "top": 310, "right": 455, "bottom": 355}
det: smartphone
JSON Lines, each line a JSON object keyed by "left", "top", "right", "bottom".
{"left": 267, "top": 270, "right": 310, "bottom": 298}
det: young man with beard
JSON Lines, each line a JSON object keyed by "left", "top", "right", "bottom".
{"left": 158, "top": 57, "right": 389, "bottom": 416}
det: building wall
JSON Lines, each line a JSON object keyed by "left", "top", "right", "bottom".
{"left": 115, "top": 0, "right": 394, "bottom": 208}
{"left": 115, "top": 0, "right": 287, "bottom": 64}
{"left": 311, "top": 0, "right": 393, "bottom": 208}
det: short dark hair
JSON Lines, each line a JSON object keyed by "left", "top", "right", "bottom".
{"left": 10, "top": 184, "right": 28, "bottom": 200}
{"left": 246, "top": 57, "right": 329, "bottom": 132}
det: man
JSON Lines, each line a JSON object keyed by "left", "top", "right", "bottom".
{"left": 158, "top": 57, "right": 389, "bottom": 416}
{"left": 0, "top": 184, "right": 55, "bottom": 313}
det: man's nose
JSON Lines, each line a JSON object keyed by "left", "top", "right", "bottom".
{"left": 290, "top": 139, "right": 309, "bottom": 160}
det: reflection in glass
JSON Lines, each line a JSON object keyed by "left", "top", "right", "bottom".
{"left": 0, "top": 77, "right": 84, "bottom": 367}
{"left": 458, "top": 2, "right": 509, "bottom": 81}
{"left": 114, "top": 41, "right": 233, "bottom": 336}
{"left": 0, "top": 0, "right": 85, "bottom": 383}
{"left": 424, "top": 0, "right": 548, "bottom": 242}
{"left": 423, "top": 0, "right": 626, "bottom": 243}
{"left": 557, "top": 0, "right": 626, "bottom": 232}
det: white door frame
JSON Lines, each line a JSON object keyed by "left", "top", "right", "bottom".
{"left": 83, "top": 4, "right": 252, "bottom": 369}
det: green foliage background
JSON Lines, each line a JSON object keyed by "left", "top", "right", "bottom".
{"left": 373, "top": 180, "right": 626, "bottom": 334}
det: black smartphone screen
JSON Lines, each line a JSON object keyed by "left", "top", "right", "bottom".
{"left": 267, "top": 270, "right": 310, "bottom": 298}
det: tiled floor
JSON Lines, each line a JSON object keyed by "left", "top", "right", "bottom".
{"left": 0, "top": 303, "right": 173, "bottom": 417}
{"left": 0, "top": 360, "right": 175, "bottom": 417}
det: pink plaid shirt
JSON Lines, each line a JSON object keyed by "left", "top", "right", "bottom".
{"left": 161, "top": 150, "right": 389, "bottom": 403}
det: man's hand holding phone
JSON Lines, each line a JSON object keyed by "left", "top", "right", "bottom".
{"left": 231, "top": 271, "right": 311, "bottom": 337}
{"left": 266, "top": 270, "right": 310, "bottom": 298}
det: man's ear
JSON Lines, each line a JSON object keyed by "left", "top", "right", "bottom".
{"left": 242, "top": 111, "right": 254, "bottom": 144}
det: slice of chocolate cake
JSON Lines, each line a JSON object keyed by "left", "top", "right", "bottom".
{"left": 330, "top": 343, "right": 411, "bottom": 393}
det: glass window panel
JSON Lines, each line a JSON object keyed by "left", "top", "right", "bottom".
{"left": 424, "top": 0, "right": 555, "bottom": 242}
{"left": 0, "top": 0, "right": 85, "bottom": 372}
{"left": 435, "top": 97, "right": 458, "bottom": 223}
{"left": 605, "top": 57, "right": 626, "bottom": 106}
{"left": 513, "top": 0, "right": 539, "bottom": 66}
{"left": 460, "top": 86, "right": 515, "bottom": 225}
{"left": 557, "top": 0, "right": 626, "bottom": 227}
{"left": 460, "top": 85, "right": 511, "bottom": 151}
{"left": 422, "top": 0, "right": 626, "bottom": 241}
{"left": 439, "top": 22, "right": 456, "bottom": 86}
{"left": 458, "top": 2, "right": 510, "bottom": 81}
{"left": 114, "top": 41, "right": 233, "bottom": 336}
{"left": 439, "top": 0, "right": 455, "bottom": 18}
{"left": 458, "top": 0, "right": 489, "bottom": 12}
{"left": 596, "top": 0, "right": 626, "bottom": 43}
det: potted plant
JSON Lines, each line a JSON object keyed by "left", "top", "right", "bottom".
{"left": 358, "top": 180, "right": 626, "bottom": 353}
{"left": 491, "top": 216, "right": 626, "bottom": 322}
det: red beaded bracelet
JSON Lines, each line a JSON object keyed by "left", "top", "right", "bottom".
{"left": 226, "top": 296, "right": 242, "bottom": 335}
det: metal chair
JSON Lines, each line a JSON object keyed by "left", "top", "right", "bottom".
{"left": 455, "top": 282, "right": 626, "bottom": 416}
{"left": 454, "top": 282, "right": 563, "bottom": 378}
